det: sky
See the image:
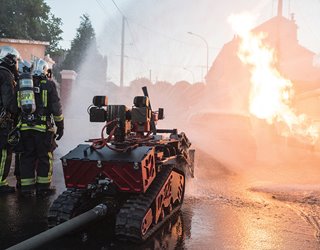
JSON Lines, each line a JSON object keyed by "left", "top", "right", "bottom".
{"left": 44, "top": 0, "right": 320, "bottom": 85}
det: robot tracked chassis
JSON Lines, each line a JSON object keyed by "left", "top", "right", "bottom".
{"left": 48, "top": 86, "right": 195, "bottom": 242}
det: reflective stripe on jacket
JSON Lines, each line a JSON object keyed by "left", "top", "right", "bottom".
{"left": 18, "top": 78, "right": 63, "bottom": 132}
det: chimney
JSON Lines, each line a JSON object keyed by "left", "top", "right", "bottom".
{"left": 277, "top": 0, "right": 283, "bottom": 17}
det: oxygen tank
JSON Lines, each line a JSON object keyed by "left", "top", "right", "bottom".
{"left": 19, "top": 72, "right": 36, "bottom": 114}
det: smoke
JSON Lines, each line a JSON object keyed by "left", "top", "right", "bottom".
{"left": 95, "top": 0, "right": 276, "bottom": 85}
{"left": 56, "top": 2, "right": 320, "bottom": 200}
{"left": 313, "top": 54, "right": 320, "bottom": 67}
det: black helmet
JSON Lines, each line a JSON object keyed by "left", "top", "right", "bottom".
{"left": 32, "top": 58, "right": 49, "bottom": 78}
{"left": 0, "top": 46, "right": 21, "bottom": 67}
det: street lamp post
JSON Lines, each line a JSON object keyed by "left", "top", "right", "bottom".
{"left": 183, "top": 67, "right": 195, "bottom": 83}
{"left": 187, "top": 31, "right": 209, "bottom": 75}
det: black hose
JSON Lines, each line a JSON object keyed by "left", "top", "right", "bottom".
{"left": 6, "top": 204, "right": 108, "bottom": 250}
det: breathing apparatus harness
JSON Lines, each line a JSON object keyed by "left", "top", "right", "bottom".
{"left": 18, "top": 73, "right": 49, "bottom": 127}
{"left": 8, "top": 74, "right": 50, "bottom": 147}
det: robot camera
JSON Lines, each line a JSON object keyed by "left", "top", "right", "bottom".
{"left": 93, "top": 96, "right": 108, "bottom": 107}
{"left": 89, "top": 96, "right": 109, "bottom": 122}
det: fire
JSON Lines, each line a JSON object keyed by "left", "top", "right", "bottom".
{"left": 228, "top": 13, "right": 319, "bottom": 144}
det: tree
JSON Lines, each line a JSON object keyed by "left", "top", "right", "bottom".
{"left": 61, "top": 14, "right": 96, "bottom": 71}
{"left": 0, "top": 0, "right": 63, "bottom": 54}
{"left": 60, "top": 14, "right": 107, "bottom": 83}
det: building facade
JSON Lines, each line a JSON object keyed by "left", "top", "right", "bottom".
{"left": 0, "top": 38, "right": 49, "bottom": 61}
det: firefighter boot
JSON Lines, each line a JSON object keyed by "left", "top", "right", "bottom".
{"left": 0, "top": 185, "right": 15, "bottom": 194}
{"left": 36, "top": 183, "right": 56, "bottom": 197}
{"left": 20, "top": 184, "right": 36, "bottom": 197}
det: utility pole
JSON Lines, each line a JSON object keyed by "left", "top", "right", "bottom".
{"left": 277, "top": 0, "right": 283, "bottom": 17}
{"left": 276, "top": 0, "right": 283, "bottom": 70}
{"left": 120, "top": 16, "right": 125, "bottom": 87}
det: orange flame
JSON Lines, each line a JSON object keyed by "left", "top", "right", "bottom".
{"left": 228, "top": 13, "right": 319, "bottom": 144}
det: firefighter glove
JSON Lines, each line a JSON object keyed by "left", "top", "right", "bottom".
{"left": 8, "top": 128, "right": 20, "bottom": 146}
{"left": 55, "top": 120, "right": 64, "bottom": 140}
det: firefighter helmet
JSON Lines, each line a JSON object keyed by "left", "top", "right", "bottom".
{"left": 0, "top": 46, "right": 21, "bottom": 68}
{"left": 32, "top": 58, "right": 49, "bottom": 77}
{"left": 18, "top": 59, "right": 32, "bottom": 74}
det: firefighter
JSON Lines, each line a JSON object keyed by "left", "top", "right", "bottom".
{"left": 14, "top": 59, "right": 33, "bottom": 189}
{"left": 18, "top": 58, "right": 64, "bottom": 196}
{"left": 0, "top": 46, "right": 20, "bottom": 193}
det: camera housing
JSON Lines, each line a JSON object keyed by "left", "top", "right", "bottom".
{"left": 89, "top": 95, "right": 164, "bottom": 142}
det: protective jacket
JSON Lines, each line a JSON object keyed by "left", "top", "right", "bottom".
{"left": 0, "top": 66, "right": 17, "bottom": 116}
{"left": 0, "top": 66, "right": 17, "bottom": 187}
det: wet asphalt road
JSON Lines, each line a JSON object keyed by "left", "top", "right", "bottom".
{"left": 1, "top": 115, "right": 320, "bottom": 250}
{"left": 2, "top": 151, "right": 320, "bottom": 250}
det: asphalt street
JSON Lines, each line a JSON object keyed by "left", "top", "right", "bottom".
{"left": 1, "top": 114, "right": 320, "bottom": 250}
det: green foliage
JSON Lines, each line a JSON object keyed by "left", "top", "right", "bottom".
{"left": 61, "top": 14, "right": 96, "bottom": 71}
{"left": 60, "top": 14, "right": 107, "bottom": 83}
{"left": 0, "top": 0, "right": 63, "bottom": 54}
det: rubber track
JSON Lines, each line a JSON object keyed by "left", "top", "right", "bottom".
{"left": 115, "top": 165, "right": 184, "bottom": 241}
{"left": 47, "top": 188, "right": 88, "bottom": 228}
